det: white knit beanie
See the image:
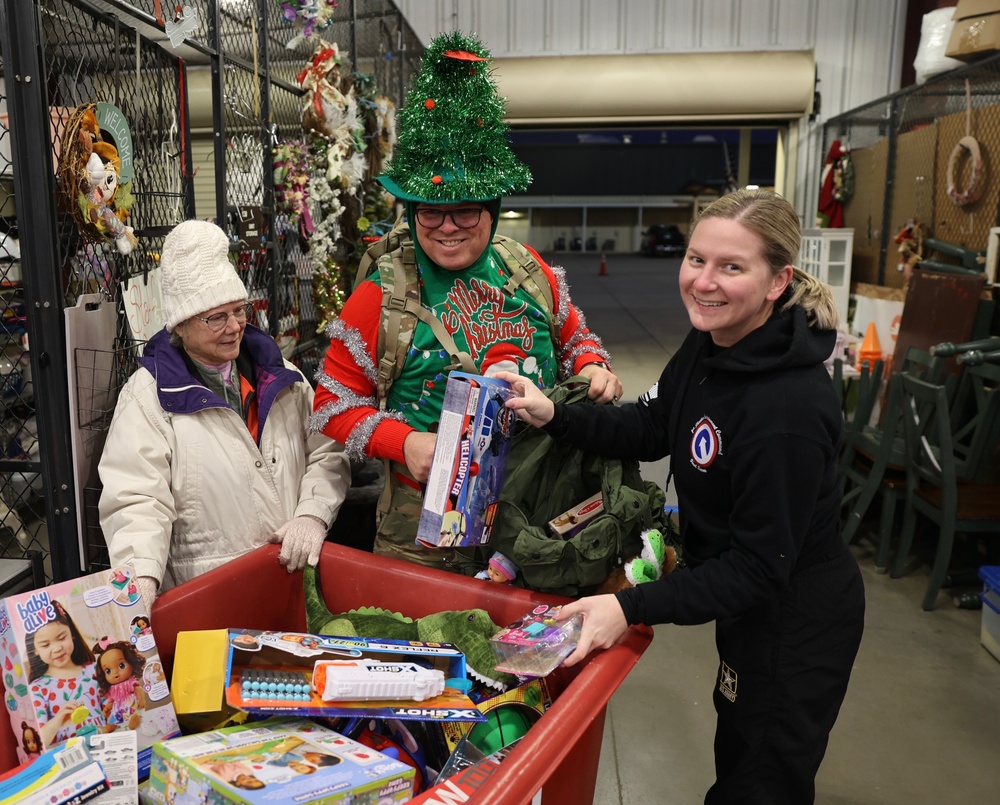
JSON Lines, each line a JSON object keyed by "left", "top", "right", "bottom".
{"left": 160, "top": 220, "right": 248, "bottom": 332}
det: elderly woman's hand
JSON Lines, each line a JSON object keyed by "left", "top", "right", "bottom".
{"left": 271, "top": 515, "right": 328, "bottom": 571}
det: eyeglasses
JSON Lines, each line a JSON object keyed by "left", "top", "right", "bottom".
{"left": 413, "top": 207, "right": 485, "bottom": 229}
{"left": 195, "top": 302, "right": 253, "bottom": 331}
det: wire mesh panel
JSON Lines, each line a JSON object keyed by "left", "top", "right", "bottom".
{"left": 0, "top": 0, "right": 421, "bottom": 580}
{"left": 827, "top": 52, "right": 1000, "bottom": 302}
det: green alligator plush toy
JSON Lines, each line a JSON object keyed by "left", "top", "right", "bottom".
{"left": 303, "top": 565, "right": 517, "bottom": 691}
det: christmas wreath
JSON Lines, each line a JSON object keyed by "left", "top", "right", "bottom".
{"left": 946, "top": 135, "right": 985, "bottom": 207}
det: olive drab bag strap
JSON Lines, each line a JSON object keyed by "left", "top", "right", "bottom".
{"left": 492, "top": 234, "right": 558, "bottom": 345}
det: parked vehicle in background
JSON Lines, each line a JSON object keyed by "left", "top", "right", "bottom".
{"left": 640, "top": 224, "right": 686, "bottom": 257}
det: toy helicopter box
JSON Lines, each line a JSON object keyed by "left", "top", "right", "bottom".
{"left": 417, "top": 372, "right": 515, "bottom": 549}
{"left": 0, "top": 562, "right": 181, "bottom": 774}
{"left": 216, "top": 628, "right": 485, "bottom": 723}
{"left": 146, "top": 716, "right": 414, "bottom": 805}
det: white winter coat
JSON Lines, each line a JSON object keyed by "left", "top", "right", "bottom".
{"left": 98, "top": 327, "right": 350, "bottom": 588}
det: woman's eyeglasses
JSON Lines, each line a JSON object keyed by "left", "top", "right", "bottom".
{"left": 414, "top": 207, "right": 485, "bottom": 229}
{"left": 195, "top": 302, "right": 254, "bottom": 331}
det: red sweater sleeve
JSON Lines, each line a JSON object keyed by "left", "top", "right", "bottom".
{"left": 312, "top": 281, "right": 414, "bottom": 464}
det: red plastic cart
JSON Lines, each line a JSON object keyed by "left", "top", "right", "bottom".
{"left": 0, "top": 543, "right": 651, "bottom": 803}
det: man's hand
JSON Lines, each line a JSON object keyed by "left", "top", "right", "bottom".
{"left": 403, "top": 431, "right": 437, "bottom": 483}
{"left": 578, "top": 363, "right": 623, "bottom": 404}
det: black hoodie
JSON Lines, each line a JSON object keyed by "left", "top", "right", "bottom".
{"left": 545, "top": 302, "right": 843, "bottom": 626}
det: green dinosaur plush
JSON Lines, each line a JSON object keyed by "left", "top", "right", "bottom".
{"left": 303, "top": 565, "right": 517, "bottom": 691}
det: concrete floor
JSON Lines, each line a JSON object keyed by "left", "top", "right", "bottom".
{"left": 545, "top": 252, "right": 1000, "bottom": 804}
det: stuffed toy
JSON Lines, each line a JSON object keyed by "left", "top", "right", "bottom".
{"left": 82, "top": 142, "right": 137, "bottom": 255}
{"left": 303, "top": 565, "right": 518, "bottom": 691}
{"left": 596, "top": 528, "right": 678, "bottom": 595}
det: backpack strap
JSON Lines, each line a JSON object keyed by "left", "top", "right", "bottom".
{"left": 492, "top": 235, "right": 558, "bottom": 344}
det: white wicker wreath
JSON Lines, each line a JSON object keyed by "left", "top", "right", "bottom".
{"left": 946, "top": 135, "right": 985, "bottom": 207}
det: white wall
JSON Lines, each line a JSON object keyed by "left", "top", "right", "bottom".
{"left": 395, "top": 0, "right": 908, "bottom": 223}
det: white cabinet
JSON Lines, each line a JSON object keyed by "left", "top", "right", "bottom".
{"left": 798, "top": 228, "right": 853, "bottom": 328}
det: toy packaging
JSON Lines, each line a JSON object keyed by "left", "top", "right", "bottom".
{"left": 0, "top": 563, "right": 180, "bottom": 775}
{"left": 146, "top": 715, "right": 414, "bottom": 805}
{"left": 490, "top": 605, "right": 583, "bottom": 677}
{"left": 220, "top": 629, "right": 485, "bottom": 723}
{"left": 440, "top": 677, "right": 552, "bottom": 755}
{"left": 0, "top": 736, "right": 112, "bottom": 805}
{"left": 547, "top": 491, "right": 605, "bottom": 539}
{"left": 417, "top": 372, "right": 515, "bottom": 549}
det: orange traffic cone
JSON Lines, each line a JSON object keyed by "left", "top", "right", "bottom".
{"left": 856, "top": 322, "right": 882, "bottom": 371}
{"left": 599, "top": 253, "right": 608, "bottom": 276}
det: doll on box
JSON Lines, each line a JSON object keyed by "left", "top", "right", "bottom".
{"left": 93, "top": 638, "right": 146, "bottom": 730}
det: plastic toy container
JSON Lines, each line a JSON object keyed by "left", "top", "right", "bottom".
{"left": 0, "top": 544, "right": 651, "bottom": 803}
{"left": 979, "top": 565, "right": 1000, "bottom": 662}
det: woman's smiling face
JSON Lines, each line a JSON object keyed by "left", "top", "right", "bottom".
{"left": 679, "top": 217, "right": 792, "bottom": 348}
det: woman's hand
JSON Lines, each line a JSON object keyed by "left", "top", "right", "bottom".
{"left": 402, "top": 431, "right": 437, "bottom": 483}
{"left": 579, "top": 363, "right": 623, "bottom": 404}
{"left": 555, "top": 594, "right": 629, "bottom": 666}
{"left": 493, "top": 371, "right": 556, "bottom": 427}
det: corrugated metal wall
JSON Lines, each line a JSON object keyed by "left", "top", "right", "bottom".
{"left": 395, "top": 0, "right": 907, "bottom": 222}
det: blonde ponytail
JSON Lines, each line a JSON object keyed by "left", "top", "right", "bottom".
{"left": 782, "top": 268, "right": 839, "bottom": 330}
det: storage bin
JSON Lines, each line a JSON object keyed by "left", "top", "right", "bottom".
{"left": 979, "top": 566, "right": 1000, "bottom": 662}
{"left": 0, "top": 544, "right": 651, "bottom": 804}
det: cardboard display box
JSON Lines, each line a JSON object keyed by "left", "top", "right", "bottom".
{"left": 417, "top": 373, "right": 515, "bottom": 549}
{"left": 0, "top": 563, "right": 181, "bottom": 774}
{"left": 146, "top": 716, "right": 414, "bottom": 805}
{"left": 947, "top": 0, "right": 1000, "bottom": 61}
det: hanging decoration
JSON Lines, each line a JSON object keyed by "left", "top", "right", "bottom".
{"left": 946, "top": 135, "right": 985, "bottom": 207}
{"left": 272, "top": 40, "right": 397, "bottom": 333}
{"left": 58, "top": 102, "right": 137, "bottom": 255}
{"left": 816, "top": 139, "right": 853, "bottom": 228}
{"left": 279, "top": 0, "right": 339, "bottom": 49}
{"left": 947, "top": 78, "right": 986, "bottom": 209}
{"left": 894, "top": 218, "right": 927, "bottom": 283}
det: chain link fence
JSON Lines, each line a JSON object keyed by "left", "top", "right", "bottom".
{"left": 0, "top": 0, "right": 422, "bottom": 581}
{"left": 826, "top": 51, "right": 1000, "bottom": 300}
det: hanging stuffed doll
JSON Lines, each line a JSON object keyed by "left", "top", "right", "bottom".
{"left": 82, "top": 142, "right": 137, "bottom": 255}
{"left": 92, "top": 638, "right": 146, "bottom": 730}
{"left": 816, "top": 139, "right": 854, "bottom": 228}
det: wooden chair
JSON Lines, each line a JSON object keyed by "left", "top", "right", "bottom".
{"left": 839, "top": 349, "right": 949, "bottom": 571}
{"left": 889, "top": 363, "right": 1000, "bottom": 610}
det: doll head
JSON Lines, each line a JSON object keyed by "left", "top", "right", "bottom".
{"left": 92, "top": 638, "right": 146, "bottom": 694}
{"left": 27, "top": 600, "right": 96, "bottom": 681}
{"left": 131, "top": 615, "right": 150, "bottom": 634}
{"left": 21, "top": 722, "right": 41, "bottom": 755}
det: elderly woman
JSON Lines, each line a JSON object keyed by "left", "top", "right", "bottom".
{"left": 99, "top": 220, "right": 350, "bottom": 608}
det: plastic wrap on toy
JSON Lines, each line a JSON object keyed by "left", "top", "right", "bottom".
{"left": 490, "top": 605, "right": 583, "bottom": 677}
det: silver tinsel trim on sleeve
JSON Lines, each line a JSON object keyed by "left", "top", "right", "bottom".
{"left": 344, "top": 409, "right": 408, "bottom": 462}
{"left": 324, "top": 319, "right": 378, "bottom": 387}
{"left": 309, "top": 371, "right": 377, "bottom": 433}
{"left": 558, "top": 305, "right": 612, "bottom": 378}
{"left": 550, "top": 265, "right": 571, "bottom": 327}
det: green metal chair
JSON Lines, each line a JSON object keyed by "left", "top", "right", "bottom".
{"left": 839, "top": 349, "right": 948, "bottom": 572}
{"left": 890, "top": 363, "right": 1000, "bottom": 610}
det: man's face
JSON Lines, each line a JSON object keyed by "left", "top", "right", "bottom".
{"left": 413, "top": 202, "right": 492, "bottom": 270}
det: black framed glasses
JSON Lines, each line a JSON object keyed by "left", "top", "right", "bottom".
{"left": 414, "top": 207, "right": 485, "bottom": 229}
{"left": 195, "top": 302, "right": 253, "bottom": 331}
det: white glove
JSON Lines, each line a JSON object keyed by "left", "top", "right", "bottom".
{"left": 136, "top": 576, "right": 159, "bottom": 612}
{"left": 270, "top": 515, "right": 328, "bottom": 572}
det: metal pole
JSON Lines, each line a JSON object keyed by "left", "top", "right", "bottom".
{"left": 0, "top": 0, "right": 82, "bottom": 579}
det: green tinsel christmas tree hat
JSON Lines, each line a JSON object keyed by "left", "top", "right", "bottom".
{"left": 378, "top": 31, "right": 531, "bottom": 203}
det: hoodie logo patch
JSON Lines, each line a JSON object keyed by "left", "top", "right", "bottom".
{"left": 690, "top": 416, "right": 721, "bottom": 471}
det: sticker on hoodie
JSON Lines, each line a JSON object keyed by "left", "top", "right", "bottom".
{"left": 690, "top": 416, "right": 722, "bottom": 471}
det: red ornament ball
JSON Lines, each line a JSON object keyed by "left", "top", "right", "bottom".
{"left": 424, "top": 98, "right": 436, "bottom": 110}
{"left": 431, "top": 175, "right": 443, "bottom": 185}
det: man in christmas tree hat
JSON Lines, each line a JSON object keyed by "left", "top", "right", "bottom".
{"left": 313, "top": 31, "right": 621, "bottom": 570}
